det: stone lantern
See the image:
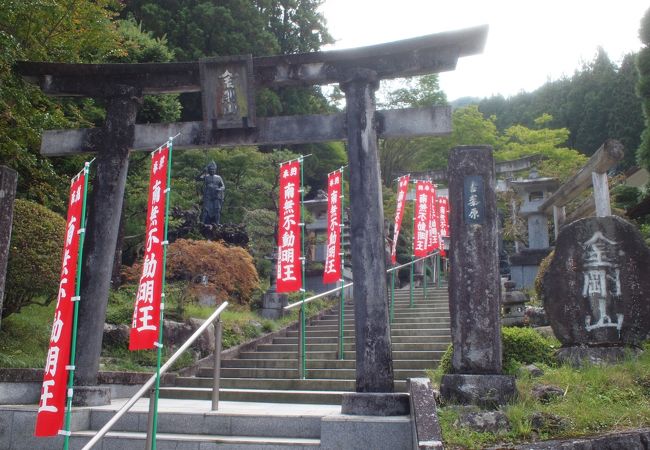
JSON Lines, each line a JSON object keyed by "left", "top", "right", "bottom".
{"left": 508, "top": 169, "right": 559, "bottom": 288}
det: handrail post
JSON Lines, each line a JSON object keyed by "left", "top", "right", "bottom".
{"left": 409, "top": 254, "right": 414, "bottom": 307}
{"left": 298, "top": 305, "right": 306, "bottom": 378}
{"left": 145, "top": 389, "right": 156, "bottom": 449}
{"left": 390, "top": 269, "right": 395, "bottom": 323}
{"left": 437, "top": 254, "right": 442, "bottom": 288}
{"left": 338, "top": 286, "right": 344, "bottom": 360}
{"left": 211, "top": 318, "right": 222, "bottom": 411}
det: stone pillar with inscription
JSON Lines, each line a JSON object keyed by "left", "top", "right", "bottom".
{"left": 440, "top": 146, "right": 516, "bottom": 408}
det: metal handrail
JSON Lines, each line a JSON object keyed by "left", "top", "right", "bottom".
{"left": 284, "top": 283, "right": 354, "bottom": 311}
{"left": 387, "top": 252, "right": 439, "bottom": 273}
{"left": 82, "top": 301, "right": 229, "bottom": 450}
{"left": 284, "top": 251, "right": 441, "bottom": 311}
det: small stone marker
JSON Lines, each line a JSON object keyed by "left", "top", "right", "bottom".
{"left": 0, "top": 166, "right": 18, "bottom": 330}
{"left": 441, "top": 146, "right": 516, "bottom": 408}
{"left": 408, "top": 378, "right": 444, "bottom": 450}
{"left": 542, "top": 216, "right": 650, "bottom": 361}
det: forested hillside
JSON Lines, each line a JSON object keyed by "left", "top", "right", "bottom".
{"left": 477, "top": 49, "right": 644, "bottom": 170}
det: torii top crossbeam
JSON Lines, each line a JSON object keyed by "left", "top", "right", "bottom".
{"left": 17, "top": 25, "right": 487, "bottom": 96}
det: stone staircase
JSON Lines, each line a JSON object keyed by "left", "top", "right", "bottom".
{"left": 45, "top": 284, "right": 450, "bottom": 449}
{"left": 160, "top": 283, "right": 451, "bottom": 405}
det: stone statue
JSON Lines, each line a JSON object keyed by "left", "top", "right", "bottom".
{"left": 197, "top": 161, "right": 225, "bottom": 225}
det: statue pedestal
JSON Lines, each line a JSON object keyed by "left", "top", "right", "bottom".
{"left": 260, "top": 291, "right": 288, "bottom": 319}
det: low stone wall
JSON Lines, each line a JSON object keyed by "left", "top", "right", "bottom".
{"left": 0, "top": 368, "right": 177, "bottom": 404}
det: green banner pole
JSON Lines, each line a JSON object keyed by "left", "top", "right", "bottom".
{"left": 299, "top": 156, "right": 307, "bottom": 379}
{"left": 437, "top": 253, "right": 442, "bottom": 288}
{"left": 150, "top": 139, "right": 174, "bottom": 450}
{"left": 338, "top": 167, "right": 346, "bottom": 361}
{"left": 62, "top": 160, "right": 91, "bottom": 450}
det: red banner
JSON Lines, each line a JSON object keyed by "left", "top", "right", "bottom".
{"left": 276, "top": 160, "right": 302, "bottom": 293}
{"left": 130, "top": 146, "right": 169, "bottom": 350}
{"left": 390, "top": 175, "right": 410, "bottom": 264}
{"left": 35, "top": 171, "right": 85, "bottom": 437}
{"left": 427, "top": 182, "right": 439, "bottom": 253}
{"left": 437, "top": 196, "right": 450, "bottom": 256}
{"left": 323, "top": 171, "right": 342, "bottom": 284}
{"left": 413, "top": 180, "right": 429, "bottom": 257}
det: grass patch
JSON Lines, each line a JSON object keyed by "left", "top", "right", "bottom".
{"left": 436, "top": 342, "right": 650, "bottom": 449}
{"left": 0, "top": 302, "right": 55, "bottom": 368}
{"left": 1, "top": 283, "right": 337, "bottom": 372}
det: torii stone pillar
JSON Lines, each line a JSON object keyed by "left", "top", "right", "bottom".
{"left": 342, "top": 70, "right": 394, "bottom": 394}
{"left": 75, "top": 87, "right": 141, "bottom": 390}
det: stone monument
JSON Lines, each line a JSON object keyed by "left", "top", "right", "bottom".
{"left": 542, "top": 216, "right": 650, "bottom": 364}
{"left": 197, "top": 161, "right": 225, "bottom": 226}
{"left": 441, "top": 146, "right": 516, "bottom": 408}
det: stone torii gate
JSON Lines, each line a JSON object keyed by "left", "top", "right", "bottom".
{"left": 17, "top": 25, "right": 487, "bottom": 403}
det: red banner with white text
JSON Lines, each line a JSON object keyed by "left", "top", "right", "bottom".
{"left": 323, "top": 171, "right": 342, "bottom": 284}
{"left": 437, "top": 196, "right": 450, "bottom": 256}
{"left": 130, "top": 146, "right": 169, "bottom": 350}
{"left": 35, "top": 171, "right": 85, "bottom": 437}
{"left": 427, "top": 182, "right": 439, "bottom": 253}
{"left": 390, "top": 175, "right": 410, "bottom": 264}
{"left": 413, "top": 180, "right": 429, "bottom": 257}
{"left": 276, "top": 160, "right": 302, "bottom": 293}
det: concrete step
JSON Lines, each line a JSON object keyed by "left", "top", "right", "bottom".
{"left": 179, "top": 376, "right": 355, "bottom": 391}
{"left": 160, "top": 383, "right": 410, "bottom": 404}
{"left": 209, "top": 367, "right": 427, "bottom": 380}
{"left": 221, "top": 358, "right": 437, "bottom": 370}
{"left": 72, "top": 430, "right": 320, "bottom": 449}
{"left": 286, "top": 327, "right": 451, "bottom": 338}
{"left": 88, "top": 408, "right": 322, "bottom": 439}
{"left": 306, "top": 314, "right": 451, "bottom": 330}
{"left": 160, "top": 387, "right": 347, "bottom": 404}
{"left": 254, "top": 342, "right": 449, "bottom": 353}
{"left": 237, "top": 350, "right": 444, "bottom": 361}
{"left": 271, "top": 334, "right": 451, "bottom": 345}
{"left": 313, "top": 316, "right": 450, "bottom": 326}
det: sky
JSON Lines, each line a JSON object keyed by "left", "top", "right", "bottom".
{"left": 319, "top": 0, "right": 649, "bottom": 101}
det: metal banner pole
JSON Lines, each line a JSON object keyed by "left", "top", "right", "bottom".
{"left": 150, "top": 138, "right": 175, "bottom": 450}
{"left": 62, "top": 161, "right": 91, "bottom": 450}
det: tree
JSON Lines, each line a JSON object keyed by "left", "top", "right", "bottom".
{"left": 0, "top": 0, "right": 125, "bottom": 211}
{"left": 378, "top": 75, "right": 448, "bottom": 184}
{"left": 496, "top": 114, "right": 587, "bottom": 181}
{"left": 480, "top": 48, "right": 644, "bottom": 170}
{"left": 637, "top": 6, "right": 650, "bottom": 172}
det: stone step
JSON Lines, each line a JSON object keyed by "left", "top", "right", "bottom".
{"left": 220, "top": 358, "right": 436, "bottom": 370}
{"left": 272, "top": 334, "right": 451, "bottom": 345}
{"left": 236, "top": 350, "right": 444, "bottom": 361}
{"left": 313, "top": 311, "right": 451, "bottom": 327}
{"left": 255, "top": 342, "right": 449, "bottom": 353}
{"left": 87, "top": 408, "right": 322, "bottom": 439}
{"left": 71, "top": 430, "right": 320, "bottom": 449}
{"left": 209, "top": 367, "right": 427, "bottom": 380}
{"left": 314, "top": 316, "right": 450, "bottom": 326}
{"left": 305, "top": 321, "right": 451, "bottom": 332}
{"left": 160, "top": 387, "right": 348, "bottom": 405}
{"left": 179, "top": 376, "right": 355, "bottom": 391}
{"left": 285, "top": 328, "right": 450, "bottom": 338}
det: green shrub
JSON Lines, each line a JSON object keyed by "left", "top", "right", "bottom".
{"left": 3, "top": 200, "right": 65, "bottom": 318}
{"left": 534, "top": 250, "right": 554, "bottom": 302}
{"left": 437, "top": 327, "right": 557, "bottom": 376}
